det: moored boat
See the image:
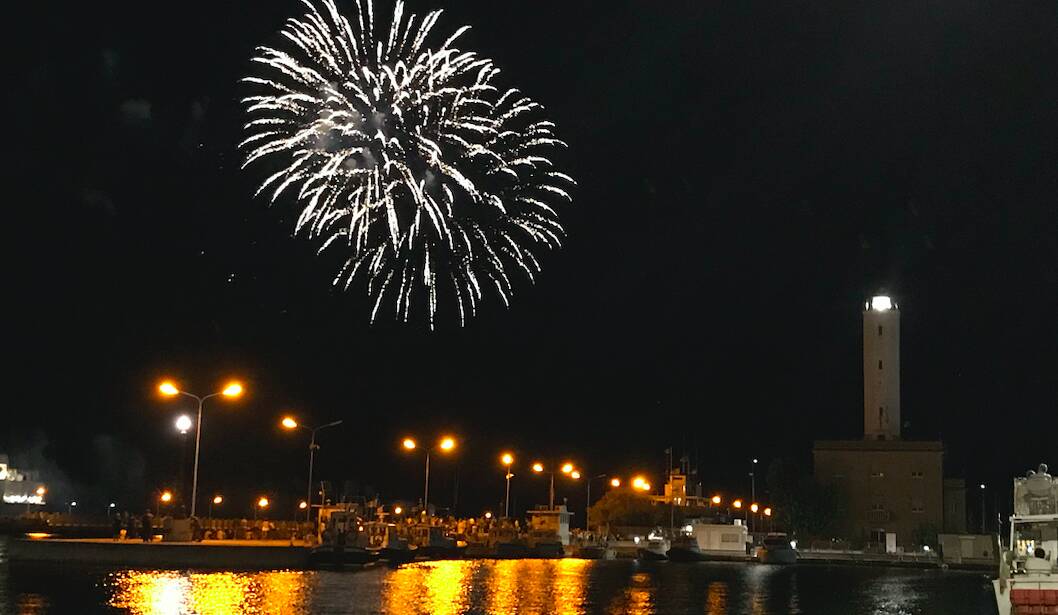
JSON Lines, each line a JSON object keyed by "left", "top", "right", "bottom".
{"left": 757, "top": 533, "right": 798, "bottom": 565}
{"left": 667, "top": 535, "right": 710, "bottom": 562}
{"left": 993, "top": 463, "right": 1058, "bottom": 615}
{"left": 637, "top": 537, "right": 670, "bottom": 561}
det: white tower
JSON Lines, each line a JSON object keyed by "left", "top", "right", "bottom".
{"left": 863, "top": 295, "right": 900, "bottom": 440}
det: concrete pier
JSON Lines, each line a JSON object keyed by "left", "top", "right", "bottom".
{"left": 7, "top": 538, "right": 311, "bottom": 570}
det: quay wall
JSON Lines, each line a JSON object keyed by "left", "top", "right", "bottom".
{"left": 7, "top": 539, "right": 310, "bottom": 570}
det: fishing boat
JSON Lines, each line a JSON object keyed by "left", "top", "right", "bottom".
{"left": 993, "top": 463, "right": 1058, "bottom": 615}
{"left": 310, "top": 507, "right": 376, "bottom": 568}
{"left": 636, "top": 535, "right": 670, "bottom": 561}
{"left": 361, "top": 521, "right": 416, "bottom": 564}
{"left": 408, "top": 523, "right": 462, "bottom": 560}
{"left": 666, "top": 534, "right": 710, "bottom": 562}
{"left": 757, "top": 533, "right": 798, "bottom": 565}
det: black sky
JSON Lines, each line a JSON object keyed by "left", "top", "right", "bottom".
{"left": 7, "top": 0, "right": 1057, "bottom": 518}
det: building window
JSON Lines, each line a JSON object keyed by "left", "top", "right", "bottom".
{"left": 878, "top": 360, "right": 883, "bottom": 370}
{"left": 911, "top": 503, "right": 925, "bottom": 513}
{"left": 878, "top": 325, "right": 883, "bottom": 336}
{"left": 871, "top": 503, "right": 885, "bottom": 511}
{"left": 911, "top": 471, "right": 924, "bottom": 479}
{"left": 871, "top": 471, "right": 885, "bottom": 478}
{"left": 833, "top": 473, "right": 845, "bottom": 480}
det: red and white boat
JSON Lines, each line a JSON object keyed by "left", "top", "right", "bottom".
{"left": 994, "top": 463, "right": 1057, "bottom": 615}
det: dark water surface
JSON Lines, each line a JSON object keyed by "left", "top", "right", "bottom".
{"left": 1, "top": 538, "right": 998, "bottom": 614}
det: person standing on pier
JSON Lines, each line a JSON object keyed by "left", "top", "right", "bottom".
{"left": 141, "top": 511, "right": 153, "bottom": 542}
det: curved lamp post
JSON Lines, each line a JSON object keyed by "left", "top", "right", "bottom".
{"left": 402, "top": 436, "right": 456, "bottom": 515}
{"left": 281, "top": 416, "right": 343, "bottom": 523}
{"left": 159, "top": 380, "right": 244, "bottom": 517}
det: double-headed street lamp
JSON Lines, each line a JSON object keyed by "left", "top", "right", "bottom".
{"left": 159, "top": 379, "right": 244, "bottom": 517}
{"left": 531, "top": 461, "right": 579, "bottom": 510}
{"left": 281, "top": 416, "right": 343, "bottom": 523}
{"left": 402, "top": 436, "right": 456, "bottom": 515}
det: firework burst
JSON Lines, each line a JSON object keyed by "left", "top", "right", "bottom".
{"left": 241, "top": 0, "right": 573, "bottom": 328}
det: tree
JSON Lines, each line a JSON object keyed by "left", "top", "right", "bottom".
{"left": 588, "top": 490, "right": 683, "bottom": 530}
{"left": 766, "top": 458, "right": 844, "bottom": 540}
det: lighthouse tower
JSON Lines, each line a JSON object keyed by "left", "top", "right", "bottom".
{"left": 863, "top": 295, "right": 900, "bottom": 440}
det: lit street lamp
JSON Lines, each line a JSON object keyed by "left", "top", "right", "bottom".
{"left": 281, "top": 416, "right": 343, "bottom": 523}
{"left": 402, "top": 436, "right": 457, "bottom": 515}
{"left": 174, "top": 414, "right": 193, "bottom": 507}
{"left": 209, "top": 495, "right": 223, "bottom": 520}
{"left": 750, "top": 458, "right": 758, "bottom": 533}
{"left": 254, "top": 496, "right": 269, "bottom": 521}
{"left": 532, "top": 461, "right": 578, "bottom": 510}
{"left": 501, "top": 453, "right": 515, "bottom": 518}
{"left": 158, "top": 379, "right": 244, "bottom": 517}
{"left": 980, "top": 483, "right": 987, "bottom": 533}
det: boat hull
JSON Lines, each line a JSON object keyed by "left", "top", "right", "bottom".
{"left": 758, "top": 548, "right": 798, "bottom": 565}
{"left": 637, "top": 548, "right": 668, "bottom": 561}
{"left": 666, "top": 546, "right": 710, "bottom": 562}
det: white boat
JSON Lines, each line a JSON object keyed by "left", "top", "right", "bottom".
{"left": 993, "top": 463, "right": 1058, "bottom": 615}
{"left": 757, "top": 533, "right": 799, "bottom": 565}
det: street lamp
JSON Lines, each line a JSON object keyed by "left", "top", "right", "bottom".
{"left": 980, "top": 483, "right": 987, "bottom": 533}
{"left": 532, "top": 461, "right": 577, "bottom": 510}
{"left": 584, "top": 474, "right": 617, "bottom": 530}
{"left": 712, "top": 494, "right": 722, "bottom": 506}
{"left": 254, "top": 496, "right": 269, "bottom": 521}
{"left": 733, "top": 499, "right": 743, "bottom": 509}
{"left": 175, "top": 415, "right": 193, "bottom": 434}
{"left": 401, "top": 436, "right": 457, "bottom": 516}
{"left": 750, "top": 458, "right": 759, "bottom": 533}
{"left": 631, "top": 476, "right": 652, "bottom": 492}
{"left": 209, "top": 495, "right": 222, "bottom": 520}
{"left": 158, "top": 379, "right": 244, "bottom": 517}
{"left": 281, "top": 416, "right": 343, "bottom": 523}
{"left": 174, "top": 414, "right": 193, "bottom": 506}
{"left": 500, "top": 453, "right": 515, "bottom": 518}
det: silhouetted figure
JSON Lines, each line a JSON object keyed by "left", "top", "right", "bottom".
{"left": 141, "top": 511, "right": 154, "bottom": 542}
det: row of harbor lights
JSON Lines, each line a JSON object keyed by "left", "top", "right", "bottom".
{"left": 159, "top": 378, "right": 340, "bottom": 522}
{"left": 154, "top": 489, "right": 310, "bottom": 519}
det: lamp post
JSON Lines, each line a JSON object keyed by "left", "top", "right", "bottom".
{"left": 209, "top": 495, "right": 222, "bottom": 520}
{"left": 159, "top": 380, "right": 244, "bottom": 517}
{"left": 175, "top": 414, "right": 192, "bottom": 509}
{"left": 254, "top": 496, "right": 269, "bottom": 522}
{"left": 281, "top": 416, "right": 343, "bottom": 523}
{"left": 531, "top": 461, "right": 578, "bottom": 510}
{"left": 585, "top": 474, "right": 615, "bottom": 530}
{"left": 402, "top": 436, "right": 456, "bottom": 516}
{"left": 500, "top": 453, "right": 514, "bottom": 518}
{"left": 979, "top": 483, "right": 987, "bottom": 534}
{"left": 749, "top": 458, "right": 758, "bottom": 533}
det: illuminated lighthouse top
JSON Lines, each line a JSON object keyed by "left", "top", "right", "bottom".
{"left": 863, "top": 295, "right": 900, "bottom": 440}
{"left": 869, "top": 295, "right": 895, "bottom": 312}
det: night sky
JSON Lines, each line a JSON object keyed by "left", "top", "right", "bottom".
{"left": 8, "top": 1, "right": 1057, "bottom": 519}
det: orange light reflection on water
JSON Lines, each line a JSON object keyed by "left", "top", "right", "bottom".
{"left": 382, "top": 559, "right": 590, "bottom": 615}
{"left": 107, "top": 570, "right": 311, "bottom": 615}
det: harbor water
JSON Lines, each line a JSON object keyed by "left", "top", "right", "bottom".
{"left": 1, "top": 538, "right": 998, "bottom": 614}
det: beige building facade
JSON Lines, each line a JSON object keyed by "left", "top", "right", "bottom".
{"left": 813, "top": 296, "right": 963, "bottom": 548}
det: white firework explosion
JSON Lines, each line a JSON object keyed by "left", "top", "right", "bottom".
{"left": 241, "top": 0, "right": 573, "bottom": 328}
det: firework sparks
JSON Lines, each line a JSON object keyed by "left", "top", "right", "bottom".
{"left": 241, "top": 0, "right": 573, "bottom": 328}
